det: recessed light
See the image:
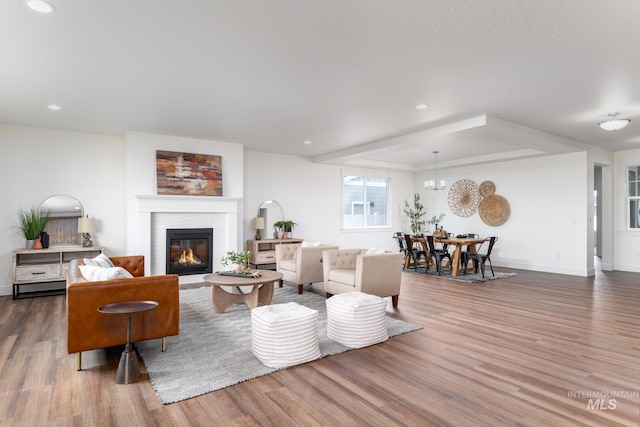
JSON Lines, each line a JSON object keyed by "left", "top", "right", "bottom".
{"left": 303, "top": 140, "right": 312, "bottom": 145}
{"left": 25, "top": 0, "right": 55, "bottom": 13}
{"left": 416, "top": 104, "right": 429, "bottom": 110}
{"left": 48, "top": 104, "right": 61, "bottom": 111}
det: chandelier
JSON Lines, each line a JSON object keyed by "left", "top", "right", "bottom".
{"left": 598, "top": 112, "right": 630, "bottom": 131}
{"left": 424, "top": 151, "right": 446, "bottom": 191}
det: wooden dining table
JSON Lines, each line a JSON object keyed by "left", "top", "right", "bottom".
{"left": 434, "top": 236, "right": 485, "bottom": 276}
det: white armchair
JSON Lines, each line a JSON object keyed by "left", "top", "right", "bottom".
{"left": 322, "top": 249, "right": 404, "bottom": 307}
{"left": 275, "top": 243, "right": 339, "bottom": 294}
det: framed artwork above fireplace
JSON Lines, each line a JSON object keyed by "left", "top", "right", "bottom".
{"left": 156, "top": 150, "right": 223, "bottom": 196}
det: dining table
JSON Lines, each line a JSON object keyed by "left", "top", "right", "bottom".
{"left": 433, "top": 236, "right": 486, "bottom": 276}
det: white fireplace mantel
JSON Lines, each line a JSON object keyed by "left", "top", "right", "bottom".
{"left": 136, "top": 194, "right": 242, "bottom": 213}
{"left": 134, "top": 194, "right": 243, "bottom": 283}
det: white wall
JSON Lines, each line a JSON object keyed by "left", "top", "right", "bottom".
{"left": 417, "top": 152, "right": 590, "bottom": 275}
{"left": 0, "top": 124, "right": 127, "bottom": 296}
{"left": 243, "top": 151, "right": 416, "bottom": 252}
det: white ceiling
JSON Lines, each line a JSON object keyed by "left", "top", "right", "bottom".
{"left": 2, "top": 0, "right": 639, "bottom": 170}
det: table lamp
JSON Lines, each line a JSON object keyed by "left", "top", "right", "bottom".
{"left": 78, "top": 216, "right": 96, "bottom": 247}
{"left": 252, "top": 217, "right": 265, "bottom": 240}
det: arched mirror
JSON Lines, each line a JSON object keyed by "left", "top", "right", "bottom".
{"left": 40, "top": 194, "right": 84, "bottom": 218}
{"left": 40, "top": 194, "right": 84, "bottom": 246}
{"left": 257, "top": 200, "right": 283, "bottom": 236}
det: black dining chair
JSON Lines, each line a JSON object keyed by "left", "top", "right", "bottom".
{"left": 395, "top": 232, "right": 408, "bottom": 255}
{"left": 426, "top": 235, "right": 451, "bottom": 275}
{"left": 464, "top": 236, "right": 498, "bottom": 278}
{"left": 404, "top": 234, "right": 427, "bottom": 271}
{"left": 460, "top": 233, "right": 479, "bottom": 270}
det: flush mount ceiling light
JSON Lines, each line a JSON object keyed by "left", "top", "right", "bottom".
{"left": 424, "top": 151, "right": 446, "bottom": 191}
{"left": 48, "top": 104, "right": 61, "bottom": 111}
{"left": 25, "top": 0, "right": 55, "bottom": 13}
{"left": 598, "top": 112, "right": 630, "bottom": 131}
{"left": 416, "top": 104, "right": 429, "bottom": 110}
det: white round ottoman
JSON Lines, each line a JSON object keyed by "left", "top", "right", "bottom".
{"left": 326, "top": 292, "right": 389, "bottom": 348}
{"left": 251, "top": 302, "right": 321, "bottom": 368}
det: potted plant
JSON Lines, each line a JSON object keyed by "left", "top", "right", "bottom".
{"left": 220, "top": 250, "right": 251, "bottom": 272}
{"left": 17, "top": 206, "right": 51, "bottom": 249}
{"left": 273, "top": 220, "right": 297, "bottom": 239}
{"left": 404, "top": 194, "right": 426, "bottom": 235}
{"left": 427, "top": 213, "right": 446, "bottom": 234}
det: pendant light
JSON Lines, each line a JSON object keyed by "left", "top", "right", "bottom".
{"left": 424, "top": 151, "right": 446, "bottom": 191}
{"left": 598, "top": 112, "right": 630, "bottom": 131}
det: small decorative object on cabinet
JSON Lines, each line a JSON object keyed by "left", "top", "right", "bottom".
{"left": 273, "top": 220, "right": 297, "bottom": 239}
{"left": 16, "top": 205, "right": 51, "bottom": 249}
{"left": 78, "top": 216, "right": 96, "bottom": 247}
{"left": 247, "top": 238, "right": 303, "bottom": 268}
{"left": 12, "top": 246, "right": 103, "bottom": 299}
{"left": 251, "top": 217, "right": 265, "bottom": 240}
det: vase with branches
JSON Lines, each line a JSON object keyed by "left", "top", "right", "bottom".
{"left": 404, "top": 193, "right": 426, "bottom": 235}
{"left": 427, "top": 213, "right": 446, "bottom": 232}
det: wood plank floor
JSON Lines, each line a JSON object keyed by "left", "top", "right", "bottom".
{"left": 1, "top": 268, "right": 639, "bottom": 426}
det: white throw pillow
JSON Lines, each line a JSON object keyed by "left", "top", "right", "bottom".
{"left": 301, "top": 241, "right": 322, "bottom": 247}
{"left": 79, "top": 265, "right": 133, "bottom": 281}
{"left": 366, "top": 247, "right": 386, "bottom": 254}
{"left": 83, "top": 253, "right": 114, "bottom": 268}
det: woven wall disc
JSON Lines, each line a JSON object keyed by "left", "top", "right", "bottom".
{"left": 478, "top": 181, "right": 496, "bottom": 197}
{"left": 447, "top": 179, "right": 480, "bottom": 217}
{"left": 479, "top": 194, "right": 510, "bottom": 226}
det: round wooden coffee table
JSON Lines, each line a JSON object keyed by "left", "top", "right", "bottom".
{"left": 203, "top": 270, "right": 283, "bottom": 313}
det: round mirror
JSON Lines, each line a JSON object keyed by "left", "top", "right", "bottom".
{"left": 40, "top": 194, "right": 84, "bottom": 217}
{"left": 257, "top": 200, "right": 283, "bottom": 232}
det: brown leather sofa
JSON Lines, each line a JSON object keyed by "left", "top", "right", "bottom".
{"left": 66, "top": 255, "right": 179, "bottom": 370}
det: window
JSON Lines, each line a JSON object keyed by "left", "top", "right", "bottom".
{"left": 343, "top": 175, "right": 390, "bottom": 228}
{"left": 628, "top": 165, "right": 640, "bottom": 229}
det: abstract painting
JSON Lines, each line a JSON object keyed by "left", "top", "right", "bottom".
{"left": 156, "top": 150, "right": 223, "bottom": 196}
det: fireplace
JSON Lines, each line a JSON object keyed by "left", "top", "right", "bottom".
{"left": 166, "top": 228, "right": 213, "bottom": 276}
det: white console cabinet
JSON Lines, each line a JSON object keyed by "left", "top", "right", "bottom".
{"left": 12, "top": 246, "right": 103, "bottom": 299}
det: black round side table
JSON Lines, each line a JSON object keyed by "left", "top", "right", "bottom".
{"left": 98, "top": 300, "right": 159, "bottom": 384}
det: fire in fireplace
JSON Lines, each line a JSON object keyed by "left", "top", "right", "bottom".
{"left": 166, "top": 228, "right": 213, "bottom": 276}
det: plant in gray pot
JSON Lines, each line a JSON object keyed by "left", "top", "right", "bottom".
{"left": 17, "top": 206, "right": 51, "bottom": 249}
{"left": 273, "top": 220, "right": 297, "bottom": 239}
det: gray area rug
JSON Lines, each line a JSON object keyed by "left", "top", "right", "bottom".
{"left": 407, "top": 266, "right": 517, "bottom": 283}
{"left": 137, "top": 285, "right": 422, "bottom": 404}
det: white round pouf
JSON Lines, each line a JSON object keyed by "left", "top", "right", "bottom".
{"left": 251, "top": 302, "right": 321, "bottom": 368}
{"left": 326, "top": 292, "right": 389, "bottom": 348}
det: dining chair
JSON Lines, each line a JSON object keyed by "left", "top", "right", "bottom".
{"left": 394, "top": 232, "right": 408, "bottom": 256}
{"left": 404, "top": 234, "right": 427, "bottom": 271}
{"left": 460, "top": 233, "right": 479, "bottom": 269}
{"left": 426, "top": 235, "right": 451, "bottom": 275}
{"left": 464, "top": 236, "right": 498, "bottom": 278}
